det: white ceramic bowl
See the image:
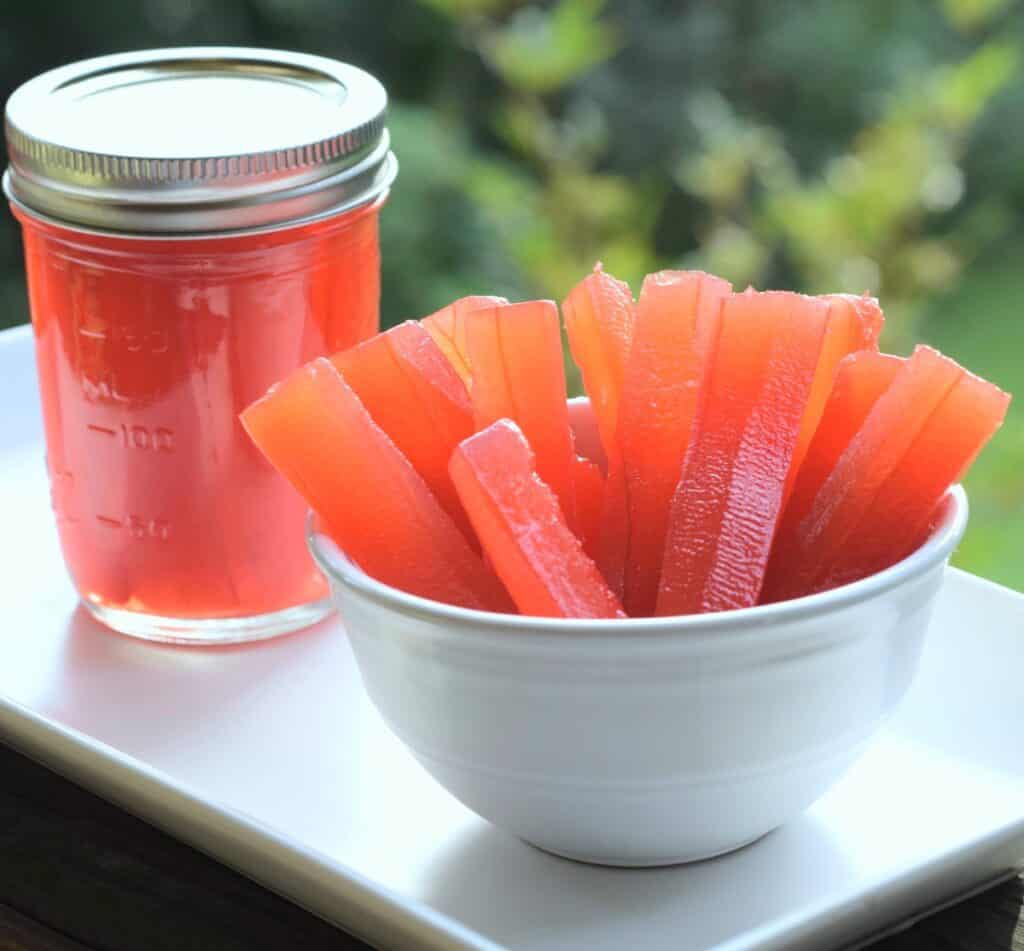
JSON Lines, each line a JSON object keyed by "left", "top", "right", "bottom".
{"left": 308, "top": 474, "right": 967, "bottom": 867}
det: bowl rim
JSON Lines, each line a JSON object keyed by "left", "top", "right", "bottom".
{"left": 306, "top": 484, "right": 968, "bottom": 637}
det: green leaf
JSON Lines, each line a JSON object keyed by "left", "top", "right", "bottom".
{"left": 940, "top": 0, "right": 1014, "bottom": 32}
{"left": 932, "top": 41, "right": 1019, "bottom": 129}
{"left": 484, "top": 0, "right": 618, "bottom": 94}
{"left": 415, "top": 0, "right": 507, "bottom": 19}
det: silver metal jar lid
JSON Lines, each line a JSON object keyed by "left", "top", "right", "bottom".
{"left": 2, "top": 47, "right": 397, "bottom": 237}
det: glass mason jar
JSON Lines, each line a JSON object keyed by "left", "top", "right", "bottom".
{"left": 3, "top": 48, "right": 397, "bottom": 644}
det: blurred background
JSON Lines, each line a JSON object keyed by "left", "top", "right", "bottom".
{"left": 1, "top": 0, "right": 1021, "bottom": 588}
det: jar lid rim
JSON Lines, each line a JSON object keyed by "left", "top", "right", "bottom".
{"left": 3, "top": 47, "right": 395, "bottom": 234}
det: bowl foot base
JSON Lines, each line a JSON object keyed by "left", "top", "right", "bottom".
{"left": 525, "top": 829, "right": 774, "bottom": 868}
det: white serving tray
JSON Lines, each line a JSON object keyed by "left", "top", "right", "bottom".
{"left": 1, "top": 323, "right": 1022, "bottom": 951}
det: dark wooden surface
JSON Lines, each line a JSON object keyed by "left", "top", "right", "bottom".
{"left": 0, "top": 742, "right": 1020, "bottom": 951}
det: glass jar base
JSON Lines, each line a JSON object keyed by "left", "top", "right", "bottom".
{"left": 83, "top": 597, "right": 334, "bottom": 645}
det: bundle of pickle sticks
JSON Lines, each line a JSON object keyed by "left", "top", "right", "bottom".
{"left": 243, "top": 265, "right": 1010, "bottom": 620}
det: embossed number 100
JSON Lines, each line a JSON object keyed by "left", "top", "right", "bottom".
{"left": 121, "top": 424, "right": 174, "bottom": 452}
{"left": 128, "top": 515, "right": 171, "bottom": 541}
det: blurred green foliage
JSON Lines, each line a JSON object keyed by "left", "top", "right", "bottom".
{"left": 0, "top": 0, "right": 1021, "bottom": 588}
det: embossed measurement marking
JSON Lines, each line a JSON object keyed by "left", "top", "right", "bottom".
{"left": 95, "top": 514, "right": 171, "bottom": 541}
{"left": 76, "top": 320, "right": 169, "bottom": 353}
{"left": 86, "top": 422, "right": 175, "bottom": 451}
{"left": 121, "top": 424, "right": 175, "bottom": 452}
{"left": 122, "top": 326, "right": 170, "bottom": 354}
{"left": 82, "top": 374, "right": 129, "bottom": 404}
